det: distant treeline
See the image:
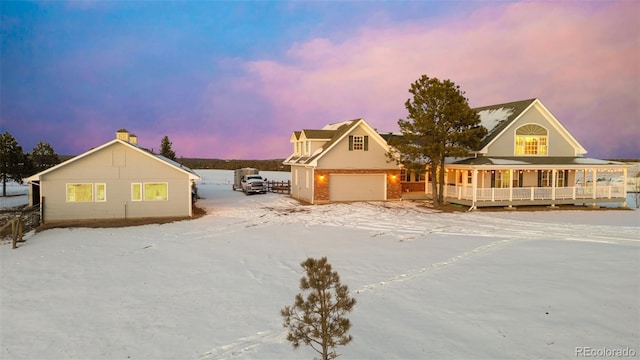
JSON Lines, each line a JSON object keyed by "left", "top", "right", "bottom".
{"left": 178, "top": 158, "right": 290, "bottom": 172}
{"left": 59, "top": 155, "right": 290, "bottom": 172}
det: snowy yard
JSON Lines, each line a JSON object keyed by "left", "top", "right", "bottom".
{"left": 1, "top": 169, "right": 639, "bottom": 359}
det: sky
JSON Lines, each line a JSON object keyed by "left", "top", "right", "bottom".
{"left": 1, "top": 1, "right": 638, "bottom": 160}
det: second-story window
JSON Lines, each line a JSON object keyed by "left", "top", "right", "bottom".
{"left": 348, "top": 135, "right": 368, "bottom": 151}
{"left": 515, "top": 124, "right": 548, "bottom": 155}
{"left": 353, "top": 136, "right": 364, "bottom": 150}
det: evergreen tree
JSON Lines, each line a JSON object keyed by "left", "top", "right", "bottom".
{"left": 388, "top": 75, "right": 487, "bottom": 206}
{"left": 281, "top": 257, "right": 356, "bottom": 360}
{"left": 0, "top": 132, "right": 27, "bottom": 197}
{"left": 29, "top": 141, "right": 60, "bottom": 173}
{"left": 159, "top": 135, "right": 176, "bottom": 160}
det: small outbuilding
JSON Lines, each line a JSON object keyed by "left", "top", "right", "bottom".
{"left": 26, "top": 129, "right": 200, "bottom": 225}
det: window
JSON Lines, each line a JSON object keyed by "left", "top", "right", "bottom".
{"left": 95, "top": 183, "right": 106, "bottom": 202}
{"left": 556, "top": 170, "right": 566, "bottom": 187}
{"left": 66, "top": 183, "right": 93, "bottom": 202}
{"left": 495, "top": 171, "right": 510, "bottom": 188}
{"left": 144, "top": 183, "right": 168, "bottom": 201}
{"left": 131, "top": 183, "right": 142, "bottom": 201}
{"left": 353, "top": 136, "right": 364, "bottom": 150}
{"left": 400, "top": 169, "right": 425, "bottom": 182}
{"left": 539, "top": 170, "right": 552, "bottom": 187}
{"left": 401, "top": 169, "right": 409, "bottom": 182}
{"left": 348, "top": 135, "right": 368, "bottom": 151}
{"left": 515, "top": 124, "right": 548, "bottom": 155}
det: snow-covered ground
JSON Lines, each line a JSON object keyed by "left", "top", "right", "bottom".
{"left": 1, "top": 169, "right": 639, "bottom": 359}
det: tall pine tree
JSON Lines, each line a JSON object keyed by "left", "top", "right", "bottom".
{"left": 0, "top": 132, "right": 27, "bottom": 197}
{"left": 281, "top": 257, "right": 356, "bottom": 360}
{"left": 29, "top": 141, "right": 60, "bottom": 173}
{"left": 388, "top": 75, "right": 487, "bottom": 206}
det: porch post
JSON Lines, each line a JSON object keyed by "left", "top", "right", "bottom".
{"left": 592, "top": 168, "right": 597, "bottom": 200}
{"left": 622, "top": 167, "right": 628, "bottom": 207}
{"left": 472, "top": 169, "right": 478, "bottom": 207}
{"left": 509, "top": 169, "right": 513, "bottom": 202}
{"left": 551, "top": 169, "right": 557, "bottom": 201}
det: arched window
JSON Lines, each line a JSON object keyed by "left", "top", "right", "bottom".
{"left": 515, "top": 124, "right": 548, "bottom": 155}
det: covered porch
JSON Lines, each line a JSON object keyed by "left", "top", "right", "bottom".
{"left": 427, "top": 157, "right": 628, "bottom": 208}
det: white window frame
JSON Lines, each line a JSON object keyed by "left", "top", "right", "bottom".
{"left": 131, "top": 183, "right": 142, "bottom": 201}
{"left": 495, "top": 170, "right": 511, "bottom": 188}
{"left": 352, "top": 135, "right": 364, "bottom": 151}
{"left": 540, "top": 170, "right": 552, "bottom": 187}
{"left": 95, "top": 183, "right": 107, "bottom": 202}
{"left": 66, "top": 183, "right": 94, "bottom": 203}
{"left": 143, "top": 182, "right": 169, "bottom": 201}
{"left": 556, "top": 170, "right": 566, "bottom": 187}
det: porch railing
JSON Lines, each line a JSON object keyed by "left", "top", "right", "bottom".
{"left": 431, "top": 184, "right": 625, "bottom": 203}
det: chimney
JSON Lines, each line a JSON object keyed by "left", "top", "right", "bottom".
{"left": 129, "top": 134, "right": 138, "bottom": 145}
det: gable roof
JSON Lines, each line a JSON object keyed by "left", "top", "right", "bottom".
{"left": 285, "top": 118, "right": 391, "bottom": 167}
{"left": 26, "top": 139, "right": 200, "bottom": 182}
{"left": 300, "top": 129, "right": 336, "bottom": 140}
{"left": 474, "top": 98, "right": 587, "bottom": 155}
{"left": 474, "top": 98, "right": 537, "bottom": 150}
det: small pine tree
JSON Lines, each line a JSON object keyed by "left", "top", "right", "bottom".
{"left": 159, "top": 135, "right": 176, "bottom": 160}
{"left": 281, "top": 257, "right": 356, "bottom": 360}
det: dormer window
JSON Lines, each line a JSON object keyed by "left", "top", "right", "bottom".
{"left": 515, "top": 124, "right": 547, "bottom": 155}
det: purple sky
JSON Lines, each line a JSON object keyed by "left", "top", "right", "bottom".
{"left": 1, "top": 1, "right": 638, "bottom": 160}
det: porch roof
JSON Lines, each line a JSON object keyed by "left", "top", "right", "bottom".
{"left": 447, "top": 156, "right": 627, "bottom": 168}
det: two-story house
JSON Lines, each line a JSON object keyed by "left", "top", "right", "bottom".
{"left": 284, "top": 119, "right": 402, "bottom": 204}
{"left": 432, "top": 98, "right": 628, "bottom": 208}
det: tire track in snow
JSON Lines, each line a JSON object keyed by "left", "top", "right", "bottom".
{"left": 199, "top": 330, "right": 286, "bottom": 359}
{"left": 355, "top": 238, "right": 512, "bottom": 293}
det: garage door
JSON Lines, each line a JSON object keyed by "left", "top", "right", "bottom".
{"left": 329, "top": 174, "right": 386, "bottom": 201}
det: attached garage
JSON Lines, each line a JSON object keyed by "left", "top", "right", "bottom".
{"left": 329, "top": 173, "right": 386, "bottom": 201}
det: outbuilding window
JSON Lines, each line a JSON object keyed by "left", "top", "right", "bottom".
{"left": 144, "top": 183, "right": 168, "bottom": 201}
{"left": 66, "top": 183, "right": 93, "bottom": 202}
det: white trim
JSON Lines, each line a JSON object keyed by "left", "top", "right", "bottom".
{"left": 26, "top": 139, "right": 200, "bottom": 182}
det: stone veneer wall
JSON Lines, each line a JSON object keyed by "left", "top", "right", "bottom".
{"left": 313, "top": 169, "right": 402, "bottom": 203}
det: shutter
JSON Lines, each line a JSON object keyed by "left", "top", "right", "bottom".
{"left": 564, "top": 170, "right": 569, "bottom": 187}
{"left": 537, "top": 170, "right": 542, "bottom": 187}
{"left": 348, "top": 135, "right": 353, "bottom": 151}
{"left": 364, "top": 136, "right": 369, "bottom": 151}
{"left": 518, "top": 171, "right": 524, "bottom": 188}
{"left": 490, "top": 172, "right": 495, "bottom": 188}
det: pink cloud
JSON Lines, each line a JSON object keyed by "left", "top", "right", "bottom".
{"left": 241, "top": 1, "right": 639, "bottom": 158}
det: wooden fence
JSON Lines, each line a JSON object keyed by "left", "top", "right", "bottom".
{"left": 267, "top": 180, "right": 291, "bottom": 194}
{"left": 0, "top": 216, "right": 24, "bottom": 249}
